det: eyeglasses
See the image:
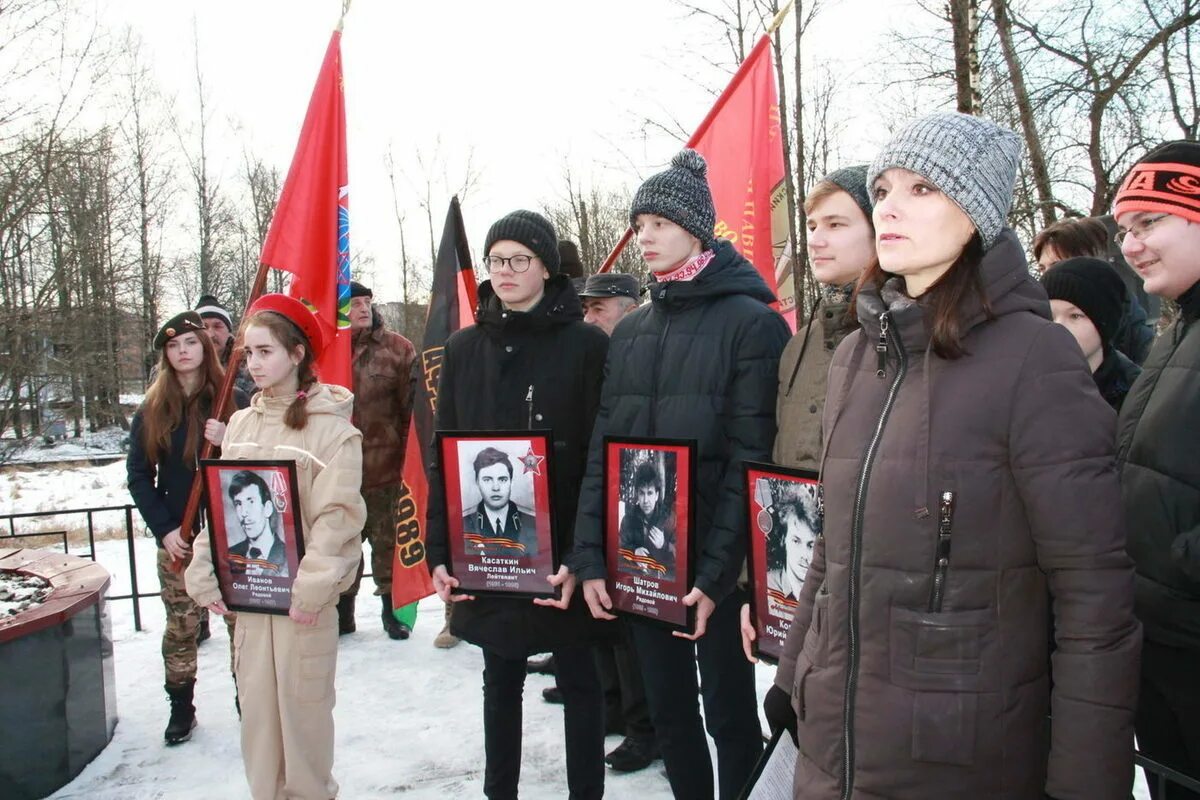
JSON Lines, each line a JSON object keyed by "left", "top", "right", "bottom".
{"left": 1114, "top": 213, "right": 1169, "bottom": 246}
{"left": 482, "top": 254, "right": 538, "bottom": 273}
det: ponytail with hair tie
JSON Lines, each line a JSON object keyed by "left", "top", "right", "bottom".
{"left": 284, "top": 374, "right": 317, "bottom": 430}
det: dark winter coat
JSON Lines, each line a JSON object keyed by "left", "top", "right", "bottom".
{"left": 219, "top": 339, "right": 259, "bottom": 398}
{"left": 773, "top": 295, "right": 859, "bottom": 471}
{"left": 351, "top": 311, "right": 416, "bottom": 491}
{"left": 570, "top": 239, "right": 792, "bottom": 603}
{"left": 1117, "top": 281, "right": 1200, "bottom": 651}
{"left": 127, "top": 388, "right": 250, "bottom": 545}
{"left": 1093, "top": 347, "right": 1141, "bottom": 412}
{"left": 1114, "top": 290, "right": 1156, "bottom": 366}
{"left": 776, "top": 230, "right": 1140, "bottom": 800}
{"left": 425, "top": 274, "right": 611, "bottom": 659}
{"left": 618, "top": 504, "right": 677, "bottom": 569}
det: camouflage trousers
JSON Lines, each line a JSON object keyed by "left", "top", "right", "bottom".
{"left": 344, "top": 485, "right": 398, "bottom": 597}
{"left": 158, "top": 548, "right": 236, "bottom": 685}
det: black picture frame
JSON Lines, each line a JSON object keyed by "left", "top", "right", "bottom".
{"left": 436, "top": 430, "right": 559, "bottom": 600}
{"left": 603, "top": 436, "right": 697, "bottom": 634}
{"left": 200, "top": 459, "right": 307, "bottom": 615}
{"left": 743, "top": 460, "right": 821, "bottom": 664}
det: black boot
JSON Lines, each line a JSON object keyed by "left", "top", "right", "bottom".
{"left": 337, "top": 594, "right": 356, "bottom": 635}
{"left": 164, "top": 680, "right": 197, "bottom": 745}
{"left": 381, "top": 595, "right": 410, "bottom": 641}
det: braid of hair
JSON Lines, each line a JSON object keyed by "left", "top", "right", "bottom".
{"left": 284, "top": 360, "right": 319, "bottom": 430}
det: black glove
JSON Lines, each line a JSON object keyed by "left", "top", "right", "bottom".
{"left": 763, "top": 684, "right": 798, "bottom": 746}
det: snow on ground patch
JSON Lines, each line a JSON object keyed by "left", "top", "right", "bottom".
{"left": 2, "top": 460, "right": 133, "bottom": 541}
{"left": 0, "top": 570, "right": 51, "bottom": 616}
{"left": 47, "top": 539, "right": 690, "bottom": 799}
{"left": 3, "top": 425, "right": 129, "bottom": 465}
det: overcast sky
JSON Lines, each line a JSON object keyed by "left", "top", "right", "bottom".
{"left": 91, "top": 0, "right": 918, "bottom": 303}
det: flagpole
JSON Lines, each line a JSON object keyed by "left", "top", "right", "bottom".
{"left": 598, "top": 4, "right": 794, "bottom": 274}
{"left": 767, "top": 0, "right": 795, "bottom": 35}
{"left": 172, "top": 5, "right": 352, "bottom": 570}
{"left": 170, "top": 262, "right": 272, "bottom": 571}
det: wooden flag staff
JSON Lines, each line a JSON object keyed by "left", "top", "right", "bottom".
{"left": 171, "top": 2, "right": 353, "bottom": 572}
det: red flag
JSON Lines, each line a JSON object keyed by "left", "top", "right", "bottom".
{"left": 391, "top": 197, "right": 479, "bottom": 609}
{"left": 689, "top": 35, "right": 793, "bottom": 328}
{"left": 259, "top": 31, "right": 352, "bottom": 386}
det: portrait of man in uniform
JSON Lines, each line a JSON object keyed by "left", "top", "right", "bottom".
{"left": 461, "top": 446, "right": 539, "bottom": 557}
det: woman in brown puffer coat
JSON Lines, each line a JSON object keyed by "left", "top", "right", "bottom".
{"left": 768, "top": 113, "right": 1141, "bottom": 800}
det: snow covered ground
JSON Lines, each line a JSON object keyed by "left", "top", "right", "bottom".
{"left": 0, "top": 459, "right": 1153, "bottom": 800}
{"left": 3, "top": 426, "right": 129, "bottom": 466}
{"left": 43, "top": 538, "right": 716, "bottom": 799}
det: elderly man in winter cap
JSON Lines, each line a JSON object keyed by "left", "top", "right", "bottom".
{"left": 580, "top": 273, "right": 642, "bottom": 337}
{"left": 566, "top": 150, "right": 791, "bottom": 799}
{"left": 336, "top": 280, "right": 420, "bottom": 641}
{"left": 194, "top": 294, "right": 256, "bottom": 397}
{"left": 1112, "top": 140, "right": 1200, "bottom": 795}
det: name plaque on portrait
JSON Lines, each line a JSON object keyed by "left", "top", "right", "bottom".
{"left": 743, "top": 461, "right": 822, "bottom": 663}
{"left": 200, "top": 459, "right": 306, "bottom": 615}
{"left": 603, "top": 437, "right": 696, "bottom": 633}
{"left": 437, "top": 430, "right": 558, "bottom": 599}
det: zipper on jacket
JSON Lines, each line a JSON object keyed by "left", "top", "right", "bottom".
{"left": 842, "top": 311, "right": 907, "bottom": 800}
{"left": 816, "top": 483, "right": 825, "bottom": 532}
{"left": 526, "top": 384, "right": 535, "bottom": 428}
{"left": 875, "top": 314, "right": 890, "bottom": 378}
{"left": 927, "top": 490, "right": 955, "bottom": 613}
{"left": 647, "top": 314, "right": 672, "bottom": 437}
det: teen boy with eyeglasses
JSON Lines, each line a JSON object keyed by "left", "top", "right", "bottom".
{"left": 1113, "top": 140, "right": 1200, "bottom": 798}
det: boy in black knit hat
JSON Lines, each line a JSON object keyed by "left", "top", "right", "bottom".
{"left": 565, "top": 150, "right": 791, "bottom": 799}
{"left": 1041, "top": 257, "right": 1141, "bottom": 411}
{"left": 426, "top": 209, "right": 611, "bottom": 800}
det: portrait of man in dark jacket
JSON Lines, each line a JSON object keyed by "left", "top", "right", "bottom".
{"left": 617, "top": 459, "right": 676, "bottom": 579}
{"left": 461, "top": 445, "right": 538, "bottom": 557}
{"left": 225, "top": 470, "right": 287, "bottom": 578}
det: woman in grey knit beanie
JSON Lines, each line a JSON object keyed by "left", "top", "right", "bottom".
{"left": 771, "top": 111, "right": 1141, "bottom": 800}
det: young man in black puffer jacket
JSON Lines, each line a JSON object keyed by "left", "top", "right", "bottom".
{"left": 1114, "top": 140, "right": 1200, "bottom": 798}
{"left": 565, "top": 150, "right": 791, "bottom": 800}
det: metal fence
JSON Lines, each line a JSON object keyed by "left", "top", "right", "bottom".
{"left": 2, "top": 504, "right": 149, "bottom": 631}
{"left": 1136, "top": 753, "right": 1200, "bottom": 796}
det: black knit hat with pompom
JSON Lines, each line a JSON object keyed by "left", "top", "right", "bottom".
{"left": 629, "top": 149, "right": 716, "bottom": 246}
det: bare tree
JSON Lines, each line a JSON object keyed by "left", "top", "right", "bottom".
{"left": 1008, "top": 0, "right": 1200, "bottom": 213}
{"left": 544, "top": 166, "right": 643, "bottom": 279}
{"left": 949, "top": 0, "right": 983, "bottom": 115}
{"left": 117, "top": 29, "right": 175, "bottom": 377}
{"left": 385, "top": 145, "right": 420, "bottom": 336}
{"left": 991, "top": 0, "right": 1055, "bottom": 228}
{"left": 403, "top": 136, "right": 481, "bottom": 272}
{"left": 174, "top": 21, "right": 235, "bottom": 300}
{"left": 1155, "top": 0, "right": 1200, "bottom": 138}
{"left": 241, "top": 150, "right": 281, "bottom": 293}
